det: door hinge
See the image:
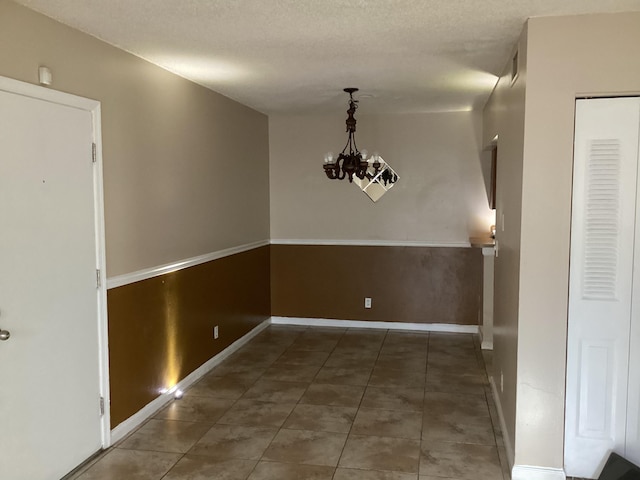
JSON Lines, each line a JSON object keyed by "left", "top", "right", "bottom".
{"left": 92, "top": 142, "right": 97, "bottom": 163}
{"left": 96, "top": 269, "right": 101, "bottom": 289}
{"left": 99, "top": 396, "right": 105, "bottom": 416}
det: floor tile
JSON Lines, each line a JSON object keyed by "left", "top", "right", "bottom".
{"left": 420, "top": 442, "right": 502, "bottom": 480}
{"left": 262, "top": 364, "right": 321, "bottom": 382}
{"left": 337, "top": 332, "right": 385, "bottom": 350}
{"left": 339, "top": 434, "right": 421, "bottom": 473}
{"left": 369, "top": 367, "right": 426, "bottom": 388}
{"left": 288, "top": 336, "right": 342, "bottom": 352}
{"left": 241, "top": 379, "right": 308, "bottom": 403}
{"left": 262, "top": 429, "right": 347, "bottom": 466}
{"left": 423, "top": 391, "right": 490, "bottom": 424}
{"left": 299, "top": 383, "right": 365, "bottom": 407}
{"left": 429, "top": 332, "right": 474, "bottom": 348}
{"left": 422, "top": 416, "right": 495, "bottom": 444}
{"left": 275, "top": 349, "right": 331, "bottom": 366}
{"left": 425, "top": 372, "right": 487, "bottom": 395}
{"left": 325, "top": 350, "right": 378, "bottom": 368}
{"left": 224, "top": 351, "right": 280, "bottom": 369}
{"left": 352, "top": 407, "right": 422, "bottom": 439}
{"left": 187, "top": 424, "right": 278, "bottom": 460}
{"left": 334, "top": 469, "right": 418, "bottom": 480}
{"left": 384, "top": 331, "right": 430, "bottom": 345}
{"left": 74, "top": 327, "right": 505, "bottom": 480}
{"left": 162, "top": 456, "right": 256, "bottom": 480}
{"left": 427, "top": 351, "right": 481, "bottom": 370}
{"left": 419, "top": 477, "right": 464, "bottom": 480}
{"left": 361, "top": 387, "right": 424, "bottom": 411}
{"left": 76, "top": 449, "right": 181, "bottom": 480}
{"left": 209, "top": 364, "right": 267, "bottom": 379}
{"left": 375, "top": 353, "right": 427, "bottom": 372}
{"left": 187, "top": 374, "right": 256, "bottom": 399}
{"left": 247, "top": 461, "right": 335, "bottom": 480}
{"left": 217, "top": 399, "right": 296, "bottom": 427}
{"left": 427, "top": 361, "right": 485, "bottom": 377}
{"left": 154, "top": 396, "right": 235, "bottom": 423}
{"left": 283, "top": 404, "right": 357, "bottom": 433}
{"left": 118, "top": 419, "right": 210, "bottom": 453}
{"left": 314, "top": 366, "right": 372, "bottom": 386}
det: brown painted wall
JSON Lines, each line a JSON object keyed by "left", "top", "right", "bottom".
{"left": 271, "top": 245, "right": 482, "bottom": 325}
{"left": 107, "top": 247, "right": 270, "bottom": 427}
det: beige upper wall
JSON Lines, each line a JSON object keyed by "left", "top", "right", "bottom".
{"left": 482, "top": 26, "right": 527, "bottom": 468}
{"left": 484, "top": 11, "right": 640, "bottom": 471}
{"left": 515, "top": 12, "right": 640, "bottom": 470}
{"left": 270, "top": 111, "right": 493, "bottom": 243}
{"left": 0, "top": 0, "right": 270, "bottom": 277}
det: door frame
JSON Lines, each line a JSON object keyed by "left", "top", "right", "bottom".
{"left": 0, "top": 75, "right": 111, "bottom": 447}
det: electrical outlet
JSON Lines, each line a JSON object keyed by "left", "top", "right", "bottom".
{"left": 364, "top": 297, "right": 372, "bottom": 309}
{"left": 213, "top": 325, "right": 219, "bottom": 339}
{"left": 500, "top": 371, "right": 504, "bottom": 393}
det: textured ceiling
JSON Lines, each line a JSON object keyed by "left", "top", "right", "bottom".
{"left": 15, "top": 0, "right": 640, "bottom": 114}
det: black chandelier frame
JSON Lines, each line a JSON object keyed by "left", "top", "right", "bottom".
{"left": 323, "top": 88, "right": 382, "bottom": 183}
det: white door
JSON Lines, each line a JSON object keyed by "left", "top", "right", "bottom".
{"left": 566, "top": 97, "right": 640, "bottom": 478}
{"left": 0, "top": 78, "right": 108, "bottom": 480}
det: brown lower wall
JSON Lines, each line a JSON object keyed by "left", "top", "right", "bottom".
{"left": 270, "top": 245, "right": 482, "bottom": 325}
{"left": 107, "top": 246, "right": 270, "bottom": 428}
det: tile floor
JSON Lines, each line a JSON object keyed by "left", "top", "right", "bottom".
{"left": 68, "top": 325, "right": 511, "bottom": 480}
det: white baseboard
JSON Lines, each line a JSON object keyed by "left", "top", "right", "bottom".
{"left": 110, "top": 319, "right": 270, "bottom": 444}
{"left": 490, "top": 377, "right": 515, "bottom": 471}
{"left": 270, "top": 316, "right": 479, "bottom": 334}
{"left": 512, "top": 465, "right": 566, "bottom": 480}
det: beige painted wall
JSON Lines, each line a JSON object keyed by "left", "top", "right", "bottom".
{"left": 270, "top": 111, "right": 494, "bottom": 243}
{"left": 515, "top": 12, "right": 640, "bottom": 470}
{"left": 485, "top": 11, "right": 640, "bottom": 472}
{"left": 0, "top": 0, "right": 270, "bottom": 277}
{"left": 482, "top": 27, "right": 527, "bottom": 468}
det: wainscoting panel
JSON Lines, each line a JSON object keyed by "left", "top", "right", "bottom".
{"left": 270, "top": 244, "right": 481, "bottom": 325}
{"left": 107, "top": 246, "right": 270, "bottom": 428}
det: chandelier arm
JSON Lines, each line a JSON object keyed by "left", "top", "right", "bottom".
{"left": 341, "top": 136, "right": 351, "bottom": 155}
{"left": 352, "top": 135, "right": 359, "bottom": 154}
{"left": 336, "top": 159, "right": 346, "bottom": 180}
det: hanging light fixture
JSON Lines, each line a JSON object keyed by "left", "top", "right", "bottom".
{"left": 323, "top": 88, "right": 382, "bottom": 183}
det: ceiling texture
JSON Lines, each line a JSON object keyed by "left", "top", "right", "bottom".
{"left": 15, "top": 0, "right": 640, "bottom": 114}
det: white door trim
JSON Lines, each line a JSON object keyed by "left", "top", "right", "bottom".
{"left": 0, "top": 75, "right": 111, "bottom": 448}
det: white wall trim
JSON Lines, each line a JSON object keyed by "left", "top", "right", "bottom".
{"left": 110, "top": 319, "right": 270, "bottom": 444}
{"left": 0, "top": 75, "right": 100, "bottom": 110}
{"left": 490, "top": 377, "right": 515, "bottom": 471}
{"left": 511, "top": 465, "right": 566, "bottom": 480}
{"left": 270, "top": 239, "right": 471, "bottom": 248}
{"left": 270, "top": 316, "right": 479, "bottom": 334}
{"left": 107, "top": 238, "right": 474, "bottom": 289}
{"left": 107, "top": 240, "right": 269, "bottom": 289}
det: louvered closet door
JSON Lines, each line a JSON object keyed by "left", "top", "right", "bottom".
{"left": 565, "top": 97, "right": 640, "bottom": 479}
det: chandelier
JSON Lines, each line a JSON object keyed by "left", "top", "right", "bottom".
{"left": 323, "top": 88, "right": 382, "bottom": 183}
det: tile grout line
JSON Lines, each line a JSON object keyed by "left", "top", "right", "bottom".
{"left": 332, "top": 328, "right": 389, "bottom": 479}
